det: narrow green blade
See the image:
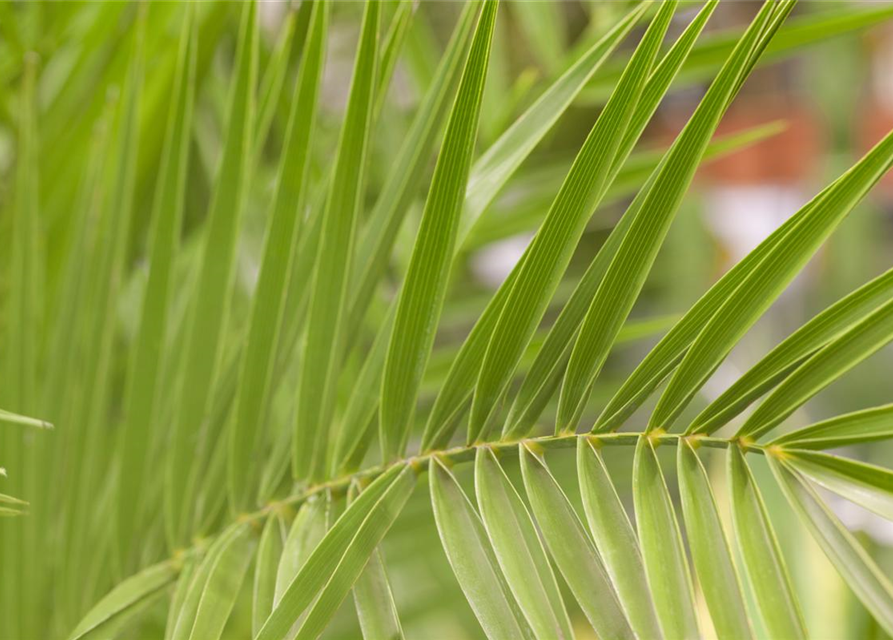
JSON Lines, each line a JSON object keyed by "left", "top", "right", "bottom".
{"left": 165, "top": 0, "right": 258, "bottom": 546}
{"left": 253, "top": 515, "right": 284, "bottom": 637}
{"left": 783, "top": 450, "right": 893, "bottom": 522}
{"left": 68, "top": 561, "right": 178, "bottom": 640}
{"left": 576, "top": 438, "right": 663, "bottom": 640}
{"left": 294, "top": 0, "right": 380, "bottom": 482}
{"left": 427, "top": 0, "right": 716, "bottom": 446}
{"left": 429, "top": 457, "right": 534, "bottom": 640}
{"left": 117, "top": 4, "right": 196, "bottom": 562}
{"left": 169, "top": 523, "right": 250, "bottom": 640}
{"left": 459, "top": 1, "right": 646, "bottom": 240}
{"left": 739, "top": 298, "right": 893, "bottom": 440}
{"left": 165, "top": 553, "right": 201, "bottom": 640}
{"left": 559, "top": 0, "right": 782, "bottom": 432}
{"left": 353, "top": 548, "right": 403, "bottom": 640}
{"left": 633, "top": 437, "right": 699, "bottom": 640}
{"left": 380, "top": 0, "right": 498, "bottom": 459}
{"left": 653, "top": 129, "right": 893, "bottom": 432}
{"left": 475, "top": 448, "right": 573, "bottom": 640}
{"left": 185, "top": 524, "right": 254, "bottom": 640}
{"left": 292, "top": 469, "right": 415, "bottom": 640}
{"left": 727, "top": 447, "right": 806, "bottom": 639}
{"left": 275, "top": 497, "right": 328, "bottom": 608}
{"left": 229, "top": 0, "right": 327, "bottom": 510}
{"left": 519, "top": 444, "right": 634, "bottom": 639}
{"left": 769, "top": 457, "right": 893, "bottom": 636}
{"left": 347, "top": 0, "right": 481, "bottom": 341}
{"left": 770, "top": 404, "right": 893, "bottom": 450}
{"left": 677, "top": 441, "right": 752, "bottom": 640}
{"left": 0, "top": 409, "right": 52, "bottom": 431}
{"left": 692, "top": 267, "right": 893, "bottom": 434}
{"left": 471, "top": 1, "right": 674, "bottom": 441}
{"left": 255, "top": 464, "right": 407, "bottom": 640}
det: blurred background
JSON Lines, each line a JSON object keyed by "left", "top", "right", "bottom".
{"left": 2, "top": 1, "right": 893, "bottom": 638}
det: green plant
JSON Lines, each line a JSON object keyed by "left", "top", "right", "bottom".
{"left": 3, "top": 0, "right": 893, "bottom": 638}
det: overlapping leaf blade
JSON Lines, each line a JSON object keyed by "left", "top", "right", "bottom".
{"left": 692, "top": 266, "right": 893, "bottom": 434}
{"left": 429, "top": 457, "right": 533, "bottom": 640}
{"left": 739, "top": 297, "right": 893, "bottom": 439}
{"left": 294, "top": 0, "right": 380, "bottom": 482}
{"left": 771, "top": 404, "right": 893, "bottom": 449}
{"left": 633, "top": 437, "right": 699, "bottom": 640}
{"left": 519, "top": 444, "right": 634, "bottom": 639}
{"left": 256, "top": 464, "right": 410, "bottom": 640}
{"left": 677, "top": 441, "right": 752, "bottom": 640}
{"left": 769, "top": 457, "right": 893, "bottom": 636}
{"left": 229, "top": 0, "right": 327, "bottom": 510}
{"left": 560, "top": 0, "right": 784, "bottom": 432}
{"left": 68, "top": 560, "right": 179, "bottom": 640}
{"left": 475, "top": 448, "right": 573, "bottom": 640}
{"left": 470, "top": 1, "right": 675, "bottom": 441}
{"left": 576, "top": 438, "right": 663, "bottom": 640}
{"left": 782, "top": 450, "right": 893, "bottom": 521}
{"left": 117, "top": 4, "right": 196, "bottom": 561}
{"left": 653, "top": 128, "right": 893, "bottom": 432}
{"left": 727, "top": 447, "right": 806, "bottom": 639}
{"left": 380, "top": 0, "right": 498, "bottom": 459}
{"left": 165, "top": 0, "right": 258, "bottom": 546}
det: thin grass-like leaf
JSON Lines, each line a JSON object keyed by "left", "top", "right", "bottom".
{"left": 471, "top": 2, "right": 675, "bottom": 441}
{"left": 692, "top": 266, "right": 893, "bottom": 434}
{"left": 653, "top": 130, "right": 893, "bottom": 432}
{"left": 429, "top": 457, "right": 534, "bottom": 640}
{"left": 291, "top": 469, "right": 415, "bottom": 640}
{"left": 253, "top": 515, "right": 284, "bottom": 637}
{"left": 275, "top": 497, "right": 328, "bottom": 608}
{"left": 459, "top": 1, "right": 646, "bottom": 241}
{"left": 380, "top": 0, "right": 498, "bottom": 459}
{"left": 633, "top": 437, "right": 699, "bottom": 639}
{"left": 677, "top": 441, "right": 752, "bottom": 640}
{"left": 769, "top": 456, "right": 893, "bottom": 635}
{"left": 229, "top": 0, "right": 327, "bottom": 510}
{"left": 0, "top": 409, "right": 52, "bottom": 430}
{"left": 782, "top": 450, "right": 893, "bottom": 522}
{"left": 256, "top": 464, "right": 409, "bottom": 640}
{"left": 165, "top": 0, "right": 258, "bottom": 545}
{"left": 68, "top": 560, "right": 178, "bottom": 640}
{"left": 475, "top": 448, "right": 573, "bottom": 640}
{"left": 739, "top": 298, "right": 893, "bottom": 440}
{"left": 347, "top": 0, "right": 481, "bottom": 340}
{"left": 727, "top": 447, "right": 806, "bottom": 639}
{"left": 770, "top": 404, "right": 893, "bottom": 450}
{"left": 352, "top": 548, "right": 403, "bottom": 640}
{"left": 559, "top": 0, "right": 783, "bottom": 432}
{"left": 117, "top": 4, "right": 196, "bottom": 562}
{"left": 576, "top": 438, "right": 663, "bottom": 640}
{"left": 185, "top": 523, "right": 253, "bottom": 640}
{"left": 427, "top": 0, "right": 717, "bottom": 446}
{"left": 165, "top": 554, "right": 201, "bottom": 640}
{"left": 519, "top": 443, "right": 634, "bottom": 639}
{"left": 169, "top": 523, "right": 248, "bottom": 640}
{"left": 294, "top": 0, "right": 380, "bottom": 482}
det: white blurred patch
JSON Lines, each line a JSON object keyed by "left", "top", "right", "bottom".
{"left": 704, "top": 185, "right": 806, "bottom": 264}
{"left": 470, "top": 233, "right": 532, "bottom": 289}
